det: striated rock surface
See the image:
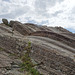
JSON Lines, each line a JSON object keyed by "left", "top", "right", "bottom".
{"left": 0, "top": 20, "right": 75, "bottom": 75}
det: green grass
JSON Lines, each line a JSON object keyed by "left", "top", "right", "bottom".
{"left": 30, "top": 68, "right": 41, "bottom": 75}
{"left": 9, "top": 53, "right": 16, "bottom": 56}
{"left": 0, "top": 47, "right": 3, "bottom": 51}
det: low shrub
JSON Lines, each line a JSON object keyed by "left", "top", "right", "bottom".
{"left": 20, "top": 41, "right": 43, "bottom": 75}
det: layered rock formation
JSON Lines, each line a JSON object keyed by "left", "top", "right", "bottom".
{"left": 0, "top": 20, "right": 75, "bottom": 75}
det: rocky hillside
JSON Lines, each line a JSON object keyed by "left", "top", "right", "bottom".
{"left": 0, "top": 19, "right": 75, "bottom": 75}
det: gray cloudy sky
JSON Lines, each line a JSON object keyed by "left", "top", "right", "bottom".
{"left": 0, "top": 0, "right": 75, "bottom": 33}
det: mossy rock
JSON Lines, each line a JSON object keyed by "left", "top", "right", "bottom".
{"left": 2, "top": 18, "right": 9, "bottom": 25}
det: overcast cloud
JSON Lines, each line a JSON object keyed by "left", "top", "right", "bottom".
{"left": 0, "top": 0, "right": 75, "bottom": 33}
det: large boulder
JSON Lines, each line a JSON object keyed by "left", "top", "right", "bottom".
{"left": 2, "top": 18, "right": 8, "bottom": 25}
{"left": 9, "top": 20, "right": 15, "bottom": 27}
{"left": 9, "top": 21, "right": 30, "bottom": 35}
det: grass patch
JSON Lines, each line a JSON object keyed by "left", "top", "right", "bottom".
{"left": 0, "top": 47, "right": 3, "bottom": 51}
{"left": 9, "top": 53, "right": 16, "bottom": 56}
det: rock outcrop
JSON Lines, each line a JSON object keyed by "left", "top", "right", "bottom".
{"left": 2, "top": 18, "right": 8, "bottom": 25}
{"left": 0, "top": 20, "right": 75, "bottom": 75}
